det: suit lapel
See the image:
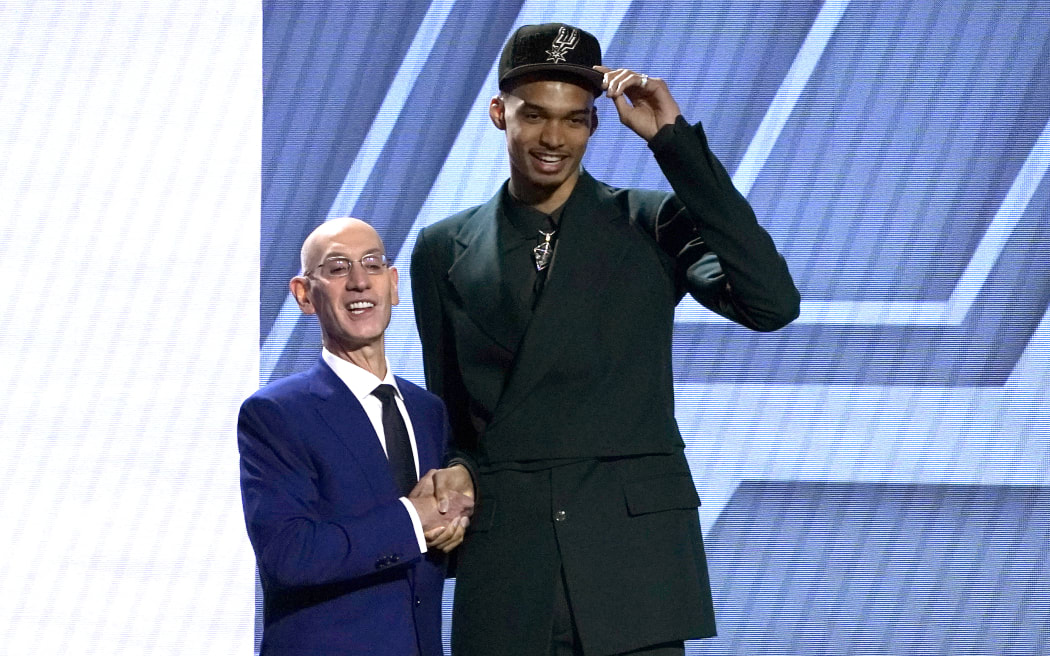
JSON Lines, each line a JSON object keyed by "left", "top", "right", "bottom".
{"left": 398, "top": 378, "right": 440, "bottom": 475}
{"left": 446, "top": 184, "right": 532, "bottom": 353}
{"left": 490, "top": 172, "right": 633, "bottom": 426}
{"left": 307, "top": 361, "right": 399, "bottom": 498}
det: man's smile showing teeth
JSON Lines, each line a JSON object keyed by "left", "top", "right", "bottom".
{"left": 347, "top": 301, "right": 375, "bottom": 313}
{"left": 532, "top": 151, "right": 567, "bottom": 173}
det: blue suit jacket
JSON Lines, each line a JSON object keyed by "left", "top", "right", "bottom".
{"left": 238, "top": 358, "right": 450, "bottom": 655}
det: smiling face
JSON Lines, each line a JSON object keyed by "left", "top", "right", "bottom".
{"left": 290, "top": 218, "right": 399, "bottom": 359}
{"left": 491, "top": 78, "right": 597, "bottom": 211}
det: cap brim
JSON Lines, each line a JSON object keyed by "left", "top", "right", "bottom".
{"left": 500, "top": 63, "right": 604, "bottom": 94}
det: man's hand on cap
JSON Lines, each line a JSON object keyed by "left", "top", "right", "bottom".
{"left": 594, "top": 65, "right": 682, "bottom": 142}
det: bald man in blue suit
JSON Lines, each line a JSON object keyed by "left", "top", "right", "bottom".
{"left": 239, "top": 218, "right": 475, "bottom": 655}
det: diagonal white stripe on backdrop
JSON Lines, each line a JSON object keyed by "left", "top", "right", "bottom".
{"left": 260, "top": 0, "right": 459, "bottom": 383}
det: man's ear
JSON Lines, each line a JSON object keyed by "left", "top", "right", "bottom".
{"left": 389, "top": 266, "right": 400, "bottom": 307}
{"left": 289, "top": 276, "right": 316, "bottom": 315}
{"left": 590, "top": 106, "right": 599, "bottom": 136}
{"left": 489, "top": 96, "right": 506, "bottom": 130}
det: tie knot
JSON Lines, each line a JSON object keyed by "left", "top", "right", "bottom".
{"left": 372, "top": 384, "right": 397, "bottom": 404}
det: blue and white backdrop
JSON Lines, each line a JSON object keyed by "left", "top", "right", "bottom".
{"left": 2, "top": 1, "right": 1048, "bottom": 654}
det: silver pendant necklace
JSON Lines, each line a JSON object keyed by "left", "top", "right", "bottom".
{"left": 532, "top": 230, "right": 556, "bottom": 271}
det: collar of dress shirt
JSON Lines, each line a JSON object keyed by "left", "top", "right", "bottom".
{"left": 321, "top": 349, "right": 427, "bottom": 552}
{"left": 501, "top": 185, "right": 568, "bottom": 244}
{"left": 321, "top": 348, "right": 400, "bottom": 401}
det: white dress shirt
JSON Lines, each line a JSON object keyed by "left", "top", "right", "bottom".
{"left": 321, "top": 348, "right": 427, "bottom": 552}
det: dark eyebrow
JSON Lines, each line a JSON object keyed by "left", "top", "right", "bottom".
{"left": 520, "top": 102, "right": 591, "bottom": 117}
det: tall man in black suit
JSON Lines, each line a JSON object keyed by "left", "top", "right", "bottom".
{"left": 410, "top": 23, "right": 800, "bottom": 656}
{"left": 239, "top": 217, "right": 474, "bottom": 655}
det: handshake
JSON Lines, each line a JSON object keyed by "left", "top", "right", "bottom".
{"left": 407, "top": 464, "right": 475, "bottom": 553}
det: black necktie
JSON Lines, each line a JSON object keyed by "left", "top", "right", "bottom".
{"left": 532, "top": 210, "right": 562, "bottom": 303}
{"left": 372, "top": 384, "right": 416, "bottom": 496}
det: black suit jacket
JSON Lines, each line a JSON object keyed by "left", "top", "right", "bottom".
{"left": 411, "top": 117, "right": 799, "bottom": 655}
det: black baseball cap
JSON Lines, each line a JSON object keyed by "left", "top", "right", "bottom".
{"left": 498, "top": 23, "right": 604, "bottom": 96}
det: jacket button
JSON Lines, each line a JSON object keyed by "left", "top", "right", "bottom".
{"left": 554, "top": 510, "right": 567, "bottom": 522}
{"left": 415, "top": 597, "right": 422, "bottom": 607}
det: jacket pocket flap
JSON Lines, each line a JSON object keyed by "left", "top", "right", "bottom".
{"left": 623, "top": 474, "right": 700, "bottom": 516}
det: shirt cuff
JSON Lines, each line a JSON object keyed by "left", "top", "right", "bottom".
{"left": 399, "top": 497, "right": 428, "bottom": 553}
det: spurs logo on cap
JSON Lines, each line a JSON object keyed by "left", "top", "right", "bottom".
{"left": 546, "top": 26, "right": 579, "bottom": 64}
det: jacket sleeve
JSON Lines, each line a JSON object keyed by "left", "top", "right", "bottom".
{"left": 648, "top": 116, "right": 801, "bottom": 332}
{"left": 410, "top": 225, "right": 481, "bottom": 476}
{"left": 237, "top": 395, "right": 422, "bottom": 589}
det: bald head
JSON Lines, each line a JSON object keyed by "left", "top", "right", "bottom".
{"left": 290, "top": 216, "right": 399, "bottom": 367}
{"left": 300, "top": 217, "right": 383, "bottom": 273}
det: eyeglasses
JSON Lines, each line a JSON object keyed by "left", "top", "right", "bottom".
{"left": 310, "top": 254, "right": 389, "bottom": 278}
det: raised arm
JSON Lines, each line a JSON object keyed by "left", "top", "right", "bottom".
{"left": 596, "top": 64, "right": 800, "bottom": 331}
